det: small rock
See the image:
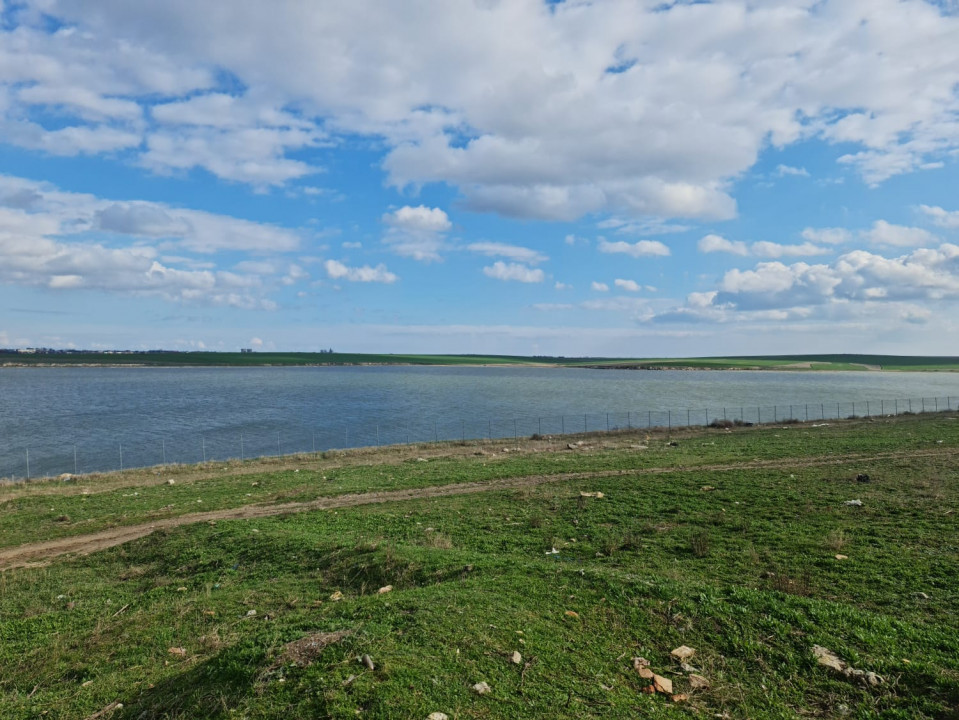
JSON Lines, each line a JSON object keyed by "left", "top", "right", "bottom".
{"left": 360, "top": 654, "right": 374, "bottom": 670}
{"left": 566, "top": 443, "right": 577, "bottom": 450}
{"left": 59, "top": 473, "right": 73, "bottom": 481}
{"left": 427, "top": 714, "right": 449, "bottom": 720}
{"left": 416, "top": 458, "right": 427, "bottom": 462}
{"left": 652, "top": 674, "right": 673, "bottom": 694}
{"left": 168, "top": 647, "right": 187, "bottom": 657}
{"left": 510, "top": 651, "right": 522, "bottom": 664}
{"left": 856, "top": 473, "right": 870, "bottom": 483}
{"left": 671, "top": 645, "right": 696, "bottom": 660}
{"left": 246, "top": 609, "right": 257, "bottom": 617}
{"left": 679, "top": 662, "right": 699, "bottom": 673}
{"left": 688, "top": 674, "right": 710, "bottom": 690}
{"left": 835, "top": 554, "right": 848, "bottom": 560}
{"left": 668, "top": 441, "right": 679, "bottom": 447}
{"left": 812, "top": 645, "right": 844, "bottom": 672}
{"left": 671, "top": 693, "right": 689, "bottom": 702}
{"left": 329, "top": 590, "right": 344, "bottom": 601}
{"left": 377, "top": 585, "right": 393, "bottom": 594}
{"left": 176, "top": 586, "right": 187, "bottom": 592}
{"left": 564, "top": 610, "right": 579, "bottom": 618}
{"left": 472, "top": 681, "right": 492, "bottom": 695}
{"left": 166, "top": 479, "right": 175, "bottom": 485}
{"left": 700, "top": 485, "right": 716, "bottom": 492}
{"left": 912, "top": 592, "right": 930, "bottom": 600}
{"left": 842, "top": 499, "right": 863, "bottom": 506}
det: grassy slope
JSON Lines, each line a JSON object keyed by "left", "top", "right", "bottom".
{"left": 3, "top": 351, "right": 959, "bottom": 370}
{"left": 1, "top": 415, "right": 958, "bottom": 719}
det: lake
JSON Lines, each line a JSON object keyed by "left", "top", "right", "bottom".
{"left": 3, "top": 365, "right": 959, "bottom": 480}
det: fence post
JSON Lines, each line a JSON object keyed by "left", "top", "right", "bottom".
{"left": 202, "top": 437, "right": 206, "bottom": 462}
{"left": 584, "top": 414, "right": 587, "bottom": 433}
{"left": 606, "top": 413, "right": 609, "bottom": 431}
{"left": 162, "top": 438, "right": 167, "bottom": 464}
{"left": 462, "top": 420, "right": 465, "bottom": 442}
{"left": 26, "top": 448, "right": 30, "bottom": 479}
{"left": 562, "top": 416, "right": 565, "bottom": 434}
{"left": 627, "top": 411, "right": 631, "bottom": 429}
{"left": 240, "top": 434, "right": 244, "bottom": 460}
{"left": 687, "top": 409, "right": 690, "bottom": 427}
{"left": 74, "top": 444, "right": 78, "bottom": 474}
{"left": 805, "top": 404, "right": 808, "bottom": 421}
{"left": 705, "top": 408, "right": 709, "bottom": 426}
{"left": 758, "top": 407, "right": 761, "bottom": 424}
{"left": 488, "top": 419, "right": 491, "bottom": 440}
{"left": 376, "top": 424, "right": 380, "bottom": 446}
{"left": 119, "top": 443, "right": 123, "bottom": 471}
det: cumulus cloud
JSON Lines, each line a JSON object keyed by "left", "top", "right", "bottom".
{"left": 324, "top": 259, "right": 397, "bottom": 283}
{"left": 597, "top": 239, "right": 670, "bottom": 258}
{"left": 861, "top": 220, "right": 939, "bottom": 247}
{"left": 698, "top": 234, "right": 748, "bottom": 255}
{"left": 700, "top": 233, "right": 831, "bottom": 258}
{"left": 0, "top": 174, "right": 305, "bottom": 308}
{"left": 660, "top": 244, "right": 959, "bottom": 320}
{"left": 467, "top": 241, "right": 547, "bottom": 265}
{"left": 381, "top": 205, "right": 452, "bottom": 261}
{"left": 591, "top": 281, "right": 609, "bottom": 292}
{"left": 614, "top": 279, "right": 642, "bottom": 292}
{"left": 919, "top": 205, "right": 959, "bottom": 229}
{"left": 482, "top": 261, "right": 544, "bottom": 283}
{"left": 5, "top": 1, "right": 958, "bottom": 217}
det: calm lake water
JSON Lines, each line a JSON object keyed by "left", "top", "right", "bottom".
{"left": 3, "top": 365, "right": 959, "bottom": 479}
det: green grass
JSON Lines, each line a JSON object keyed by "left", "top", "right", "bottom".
{"left": 1, "top": 414, "right": 958, "bottom": 718}
{"left": 4, "top": 350, "right": 959, "bottom": 370}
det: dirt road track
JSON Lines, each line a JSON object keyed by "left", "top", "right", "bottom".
{"left": 2, "top": 447, "right": 954, "bottom": 572}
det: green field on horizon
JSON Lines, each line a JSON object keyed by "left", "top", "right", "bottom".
{"left": 3, "top": 350, "right": 959, "bottom": 371}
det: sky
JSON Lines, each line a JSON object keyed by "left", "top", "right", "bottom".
{"left": 2, "top": 0, "right": 959, "bottom": 357}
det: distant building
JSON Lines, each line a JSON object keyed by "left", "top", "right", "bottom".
{"left": 240, "top": 348, "right": 254, "bottom": 353}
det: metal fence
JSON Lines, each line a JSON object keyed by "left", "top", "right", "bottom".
{"left": 2, "top": 394, "right": 955, "bottom": 482}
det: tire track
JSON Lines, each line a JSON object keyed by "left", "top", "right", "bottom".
{"left": 2, "top": 446, "right": 955, "bottom": 571}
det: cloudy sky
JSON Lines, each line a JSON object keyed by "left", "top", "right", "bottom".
{"left": 2, "top": 0, "right": 959, "bottom": 356}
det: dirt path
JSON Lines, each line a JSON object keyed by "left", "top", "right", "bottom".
{"left": 2, "top": 446, "right": 955, "bottom": 572}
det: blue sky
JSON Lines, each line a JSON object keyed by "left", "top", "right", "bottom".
{"left": 2, "top": 0, "right": 959, "bottom": 356}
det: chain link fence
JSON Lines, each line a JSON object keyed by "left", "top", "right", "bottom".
{"left": 3, "top": 395, "right": 955, "bottom": 482}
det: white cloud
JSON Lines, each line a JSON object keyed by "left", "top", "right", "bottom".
{"left": 324, "top": 259, "right": 397, "bottom": 284}
{"left": 0, "top": 174, "right": 304, "bottom": 308}
{"left": 597, "top": 239, "right": 670, "bottom": 258}
{"left": 591, "top": 281, "right": 609, "bottom": 292}
{"left": 554, "top": 281, "right": 571, "bottom": 291}
{"left": 467, "top": 241, "right": 547, "bottom": 265}
{"left": 383, "top": 205, "right": 451, "bottom": 233}
{"left": 614, "top": 279, "right": 642, "bottom": 292}
{"left": 482, "top": 261, "right": 544, "bottom": 283}
{"left": 698, "top": 234, "right": 748, "bottom": 256}
{"left": 919, "top": 205, "right": 959, "bottom": 229}
{"left": 382, "top": 205, "right": 451, "bottom": 262}
{"left": 751, "top": 241, "right": 830, "bottom": 258}
{"left": 7, "top": 1, "right": 958, "bottom": 219}
{"left": 775, "top": 164, "right": 809, "bottom": 178}
{"left": 862, "top": 220, "right": 939, "bottom": 247}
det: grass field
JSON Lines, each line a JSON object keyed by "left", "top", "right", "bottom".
{"left": 1, "top": 414, "right": 958, "bottom": 718}
{"left": 3, "top": 350, "right": 959, "bottom": 371}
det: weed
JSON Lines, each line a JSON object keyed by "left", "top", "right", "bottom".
{"left": 690, "top": 529, "right": 711, "bottom": 557}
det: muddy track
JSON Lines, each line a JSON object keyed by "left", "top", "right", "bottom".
{"left": 2, "top": 446, "right": 955, "bottom": 572}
